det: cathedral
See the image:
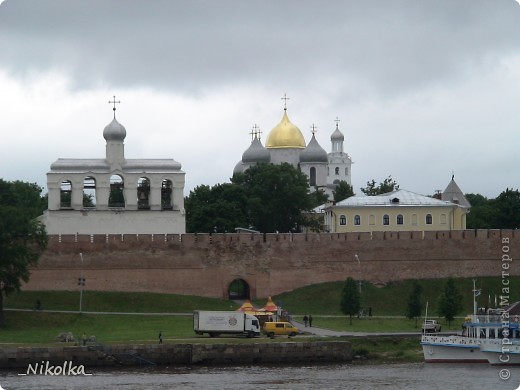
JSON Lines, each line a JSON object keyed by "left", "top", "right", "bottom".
{"left": 233, "top": 103, "right": 353, "bottom": 198}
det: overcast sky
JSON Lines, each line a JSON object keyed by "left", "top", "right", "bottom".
{"left": 1, "top": 0, "right": 519, "bottom": 199}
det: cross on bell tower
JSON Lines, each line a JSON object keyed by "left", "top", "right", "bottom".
{"left": 108, "top": 96, "right": 121, "bottom": 117}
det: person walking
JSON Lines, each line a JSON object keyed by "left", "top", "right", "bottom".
{"left": 158, "top": 331, "right": 163, "bottom": 344}
{"left": 303, "top": 315, "right": 308, "bottom": 327}
{"left": 309, "top": 314, "right": 313, "bottom": 327}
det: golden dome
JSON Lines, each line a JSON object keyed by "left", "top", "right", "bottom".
{"left": 265, "top": 111, "right": 306, "bottom": 148}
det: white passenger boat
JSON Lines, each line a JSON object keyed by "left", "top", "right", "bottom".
{"left": 421, "top": 283, "right": 520, "bottom": 364}
{"left": 421, "top": 322, "right": 490, "bottom": 363}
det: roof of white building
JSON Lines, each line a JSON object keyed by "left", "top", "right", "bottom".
{"left": 332, "top": 189, "right": 461, "bottom": 208}
{"left": 49, "top": 158, "right": 183, "bottom": 172}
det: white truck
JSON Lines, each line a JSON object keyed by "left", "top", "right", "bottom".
{"left": 193, "top": 310, "right": 260, "bottom": 338}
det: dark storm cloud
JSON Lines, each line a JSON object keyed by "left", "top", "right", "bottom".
{"left": 1, "top": 0, "right": 519, "bottom": 96}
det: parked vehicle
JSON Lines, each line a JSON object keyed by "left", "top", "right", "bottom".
{"left": 422, "top": 319, "right": 442, "bottom": 333}
{"left": 263, "top": 321, "right": 299, "bottom": 337}
{"left": 193, "top": 310, "right": 260, "bottom": 338}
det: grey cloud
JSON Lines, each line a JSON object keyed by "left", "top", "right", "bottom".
{"left": 1, "top": 0, "right": 519, "bottom": 96}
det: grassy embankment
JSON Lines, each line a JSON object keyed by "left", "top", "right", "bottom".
{"left": 1, "top": 276, "right": 518, "bottom": 362}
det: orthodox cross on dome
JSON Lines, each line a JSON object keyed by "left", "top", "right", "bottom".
{"left": 250, "top": 124, "right": 262, "bottom": 141}
{"left": 281, "top": 93, "right": 290, "bottom": 111}
{"left": 334, "top": 116, "right": 340, "bottom": 129}
{"left": 310, "top": 123, "right": 318, "bottom": 135}
{"left": 108, "top": 95, "right": 121, "bottom": 117}
{"left": 255, "top": 124, "right": 263, "bottom": 140}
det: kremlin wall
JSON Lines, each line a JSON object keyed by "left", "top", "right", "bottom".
{"left": 24, "top": 229, "right": 519, "bottom": 299}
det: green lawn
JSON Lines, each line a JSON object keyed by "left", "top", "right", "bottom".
{"left": 263, "top": 276, "right": 520, "bottom": 316}
{"left": 3, "top": 290, "right": 238, "bottom": 313}
{"left": 2, "top": 276, "right": 517, "bottom": 345}
{"left": 0, "top": 311, "right": 193, "bottom": 344}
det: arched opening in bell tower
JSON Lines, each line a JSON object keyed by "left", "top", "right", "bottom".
{"left": 108, "top": 174, "right": 125, "bottom": 208}
{"left": 228, "top": 278, "right": 250, "bottom": 300}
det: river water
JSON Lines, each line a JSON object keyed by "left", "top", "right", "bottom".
{"left": 1, "top": 363, "right": 518, "bottom": 390}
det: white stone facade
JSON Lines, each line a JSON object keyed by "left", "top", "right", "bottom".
{"left": 39, "top": 110, "right": 186, "bottom": 235}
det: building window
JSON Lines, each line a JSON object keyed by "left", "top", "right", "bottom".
{"left": 412, "top": 214, "right": 417, "bottom": 226}
{"left": 354, "top": 215, "right": 361, "bottom": 225}
{"left": 309, "top": 167, "right": 316, "bottom": 186}
{"left": 397, "top": 214, "right": 403, "bottom": 225}
{"left": 426, "top": 214, "right": 433, "bottom": 225}
{"left": 369, "top": 214, "right": 375, "bottom": 225}
{"left": 383, "top": 214, "right": 390, "bottom": 225}
{"left": 440, "top": 214, "right": 447, "bottom": 224}
{"left": 335, "top": 167, "right": 339, "bottom": 175}
{"left": 339, "top": 215, "right": 346, "bottom": 225}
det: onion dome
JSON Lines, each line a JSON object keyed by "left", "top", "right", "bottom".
{"left": 233, "top": 161, "right": 245, "bottom": 175}
{"left": 242, "top": 137, "right": 270, "bottom": 163}
{"left": 265, "top": 111, "right": 306, "bottom": 149}
{"left": 331, "top": 125, "right": 344, "bottom": 141}
{"left": 103, "top": 117, "right": 127, "bottom": 142}
{"left": 300, "top": 134, "right": 328, "bottom": 163}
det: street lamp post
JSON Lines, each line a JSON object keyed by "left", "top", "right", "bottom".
{"left": 78, "top": 253, "right": 85, "bottom": 313}
{"left": 355, "top": 254, "right": 362, "bottom": 293}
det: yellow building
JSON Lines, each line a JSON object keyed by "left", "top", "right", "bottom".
{"left": 323, "top": 179, "right": 470, "bottom": 233}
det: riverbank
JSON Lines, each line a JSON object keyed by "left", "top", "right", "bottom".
{"left": 0, "top": 335, "right": 426, "bottom": 371}
{"left": 0, "top": 340, "right": 352, "bottom": 369}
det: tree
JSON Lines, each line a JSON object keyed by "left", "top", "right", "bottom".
{"left": 406, "top": 280, "right": 423, "bottom": 328}
{"left": 232, "top": 163, "right": 315, "bottom": 233}
{"left": 340, "top": 277, "right": 361, "bottom": 325}
{"left": 360, "top": 175, "right": 399, "bottom": 196}
{"left": 309, "top": 187, "right": 329, "bottom": 208}
{"left": 437, "top": 277, "right": 463, "bottom": 327}
{"left": 0, "top": 180, "right": 48, "bottom": 327}
{"left": 465, "top": 189, "right": 520, "bottom": 229}
{"left": 465, "top": 193, "right": 496, "bottom": 229}
{"left": 333, "top": 181, "right": 355, "bottom": 202}
{"left": 185, "top": 183, "right": 248, "bottom": 233}
{"left": 494, "top": 188, "right": 520, "bottom": 229}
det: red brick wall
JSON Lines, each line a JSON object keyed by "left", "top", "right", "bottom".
{"left": 23, "top": 230, "right": 519, "bottom": 298}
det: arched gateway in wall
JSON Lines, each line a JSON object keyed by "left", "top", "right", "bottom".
{"left": 228, "top": 278, "right": 250, "bottom": 300}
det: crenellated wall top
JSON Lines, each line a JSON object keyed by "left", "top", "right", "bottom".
{"left": 45, "top": 229, "right": 518, "bottom": 252}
